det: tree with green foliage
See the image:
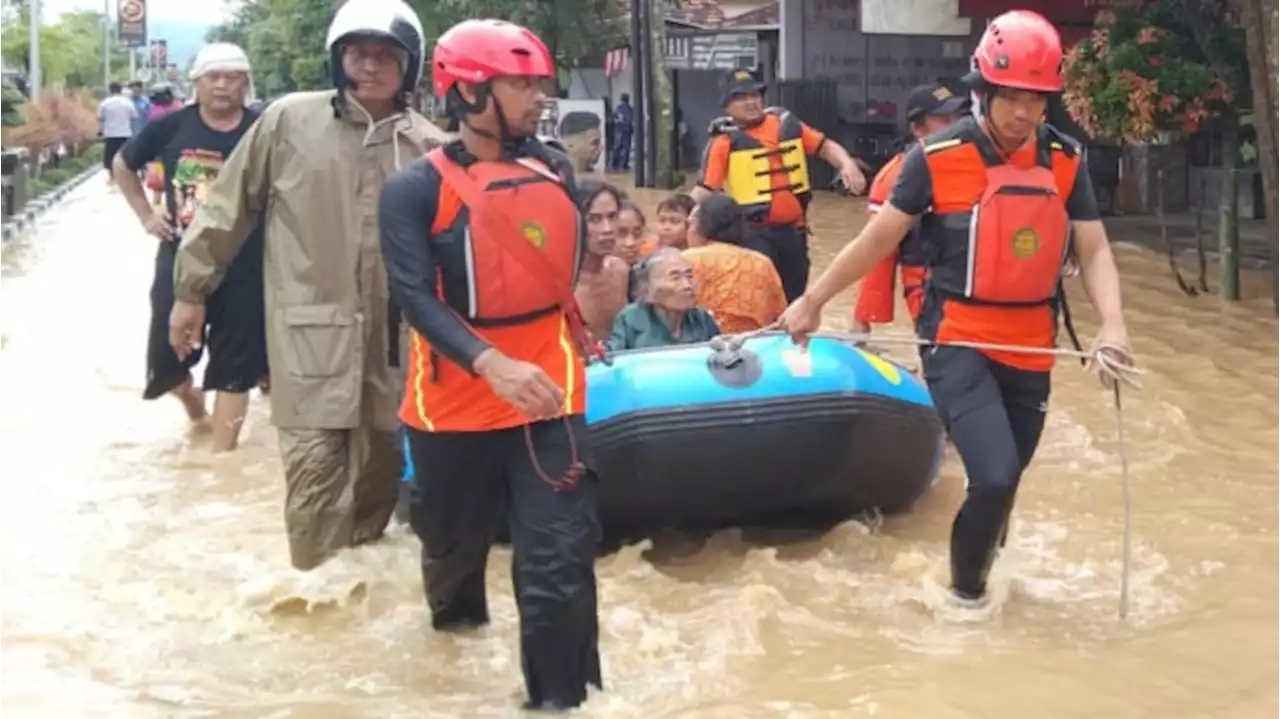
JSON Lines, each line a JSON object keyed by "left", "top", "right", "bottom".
{"left": 206, "top": 0, "right": 335, "bottom": 97}
{"left": 2, "top": 82, "right": 26, "bottom": 126}
{"left": 208, "top": 0, "right": 626, "bottom": 97}
{"left": 1, "top": 8, "right": 133, "bottom": 90}
{"left": 1063, "top": 0, "right": 1253, "bottom": 300}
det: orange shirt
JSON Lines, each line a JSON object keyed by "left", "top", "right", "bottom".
{"left": 700, "top": 114, "right": 827, "bottom": 227}
{"left": 637, "top": 235, "right": 660, "bottom": 260}
{"left": 685, "top": 242, "right": 787, "bottom": 334}
{"left": 401, "top": 313, "right": 586, "bottom": 433}
{"left": 895, "top": 126, "right": 1082, "bottom": 372}
{"left": 855, "top": 153, "right": 907, "bottom": 325}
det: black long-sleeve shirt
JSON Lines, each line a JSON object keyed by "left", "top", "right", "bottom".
{"left": 379, "top": 154, "right": 491, "bottom": 373}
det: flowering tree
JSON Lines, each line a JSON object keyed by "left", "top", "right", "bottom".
{"left": 1063, "top": 0, "right": 1252, "bottom": 300}
{"left": 1063, "top": 1, "right": 1245, "bottom": 142}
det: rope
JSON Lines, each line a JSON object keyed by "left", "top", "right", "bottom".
{"left": 524, "top": 416, "right": 586, "bottom": 493}
{"left": 711, "top": 326, "right": 1140, "bottom": 618}
{"left": 1114, "top": 381, "right": 1132, "bottom": 620}
{"left": 708, "top": 321, "right": 781, "bottom": 355}
{"left": 818, "top": 331, "right": 1143, "bottom": 390}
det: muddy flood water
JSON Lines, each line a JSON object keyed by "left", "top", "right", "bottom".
{"left": 2, "top": 176, "right": 1277, "bottom": 718}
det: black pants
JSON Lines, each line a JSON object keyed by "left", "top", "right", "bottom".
{"left": 103, "top": 136, "right": 128, "bottom": 171}
{"left": 744, "top": 223, "right": 809, "bottom": 303}
{"left": 407, "top": 416, "right": 602, "bottom": 709}
{"left": 144, "top": 240, "right": 266, "bottom": 399}
{"left": 921, "top": 346, "right": 1051, "bottom": 598}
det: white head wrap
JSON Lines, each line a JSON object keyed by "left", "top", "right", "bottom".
{"left": 189, "top": 43, "right": 256, "bottom": 106}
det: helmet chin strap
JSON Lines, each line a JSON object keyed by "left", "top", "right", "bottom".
{"left": 453, "top": 84, "right": 528, "bottom": 153}
{"left": 969, "top": 86, "right": 1015, "bottom": 157}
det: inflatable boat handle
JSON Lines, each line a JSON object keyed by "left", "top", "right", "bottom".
{"left": 706, "top": 342, "right": 764, "bottom": 388}
{"left": 707, "top": 341, "right": 745, "bottom": 369}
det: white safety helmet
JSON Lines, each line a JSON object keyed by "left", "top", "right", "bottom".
{"left": 325, "top": 0, "right": 425, "bottom": 94}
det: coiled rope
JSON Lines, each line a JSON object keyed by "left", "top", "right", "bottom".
{"left": 709, "top": 326, "right": 1140, "bottom": 619}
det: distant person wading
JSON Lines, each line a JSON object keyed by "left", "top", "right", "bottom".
{"left": 693, "top": 67, "right": 866, "bottom": 303}
{"left": 113, "top": 43, "right": 268, "bottom": 453}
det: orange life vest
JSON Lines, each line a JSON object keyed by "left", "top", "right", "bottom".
{"left": 400, "top": 148, "right": 587, "bottom": 433}
{"left": 926, "top": 131, "right": 1070, "bottom": 307}
{"left": 855, "top": 152, "right": 931, "bottom": 326}
{"left": 425, "top": 150, "right": 583, "bottom": 325}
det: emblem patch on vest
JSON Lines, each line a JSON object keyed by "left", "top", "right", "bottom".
{"left": 1011, "top": 227, "right": 1040, "bottom": 258}
{"left": 522, "top": 221, "right": 548, "bottom": 250}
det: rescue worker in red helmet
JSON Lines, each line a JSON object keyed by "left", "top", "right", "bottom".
{"left": 778, "top": 10, "right": 1134, "bottom": 606}
{"left": 378, "top": 19, "right": 602, "bottom": 711}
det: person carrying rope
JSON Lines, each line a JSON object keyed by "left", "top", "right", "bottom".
{"left": 778, "top": 10, "right": 1135, "bottom": 607}
{"left": 378, "top": 19, "right": 602, "bottom": 711}
{"left": 851, "top": 82, "right": 967, "bottom": 335}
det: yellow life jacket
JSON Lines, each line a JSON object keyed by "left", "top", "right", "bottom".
{"left": 724, "top": 109, "right": 811, "bottom": 222}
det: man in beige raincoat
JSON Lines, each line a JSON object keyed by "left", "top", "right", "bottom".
{"left": 169, "top": 0, "right": 449, "bottom": 570}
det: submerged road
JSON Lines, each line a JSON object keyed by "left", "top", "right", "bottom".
{"left": 2, "top": 176, "right": 1277, "bottom": 717}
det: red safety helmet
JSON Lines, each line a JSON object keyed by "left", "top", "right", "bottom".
{"left": 431, "top": 19, "right": 555, "bottom": 98}
{"left": 971, "top": 10, "right": 1064, "bottom": 93}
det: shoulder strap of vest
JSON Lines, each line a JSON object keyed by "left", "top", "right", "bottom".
{"left": 775, "top": 108, "right": 802, "bottom": 139}
{"left": 1038, "top": 124, "right": 1082, "bottom": 159}
{"left": 960, "top": 122, "right": 1068, "bottom": 171}
{"left": 967, "top": 124, "right": 1008, "bottom": 168}
{"left": 424, "top": 149, "right": 574, "bottom": 310}
{"left": 426, "top": 149, "right": 462, "bottom": 235}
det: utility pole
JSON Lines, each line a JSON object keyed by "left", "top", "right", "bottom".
{"left": 646, "top": 0, "right": 673, "bottom": 188}
{"left": 129, "top": 47, "right": 137, "bottom": 79}
{"left": 102, "top": 0, "right": 111, "bottom": 89}
{"left": 629, "top": 0, "right": 646, "bottom": 188}
{"left": 28, "top": 0, "right": 41, "bottom": 102}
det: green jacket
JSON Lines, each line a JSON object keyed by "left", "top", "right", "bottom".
{"left": 606, "top": 302, "right": 721, "bottom": 352}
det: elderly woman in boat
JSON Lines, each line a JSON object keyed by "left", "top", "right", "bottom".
{"left": 606, "top": 247, "right": 720, "bottom": 351}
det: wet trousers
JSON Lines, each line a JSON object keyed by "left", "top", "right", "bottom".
{"left": 407, "top": 416, "right": 602, "bottom": 709}
{"left": 277, "top": 426, "right": 402, "bottom": 571}
{"left": 743, "top": 223, "right": 809, "bottom": 303}
{"left": 921, "top": 346, "right": 1051, "bottom": 598}
{"left": 145, "top": 240, "right": 266, "bottom": 400}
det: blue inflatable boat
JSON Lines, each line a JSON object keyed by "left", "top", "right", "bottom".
{"left": 587, "top": 333, "right": 945, "bottom": 538}
{"left": 397, "top": 333, "right": 945, "bottom": 538}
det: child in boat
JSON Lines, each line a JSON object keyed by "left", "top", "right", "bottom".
{"left": 613, "top": 202, "right": 657, "bottom": 265}
{"left": 654, "top": 192, "right": 695, "bottom": 250}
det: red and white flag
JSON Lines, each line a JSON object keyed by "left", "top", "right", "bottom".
{"left": 604, "top": 47, "right": 629, "bottom": 78}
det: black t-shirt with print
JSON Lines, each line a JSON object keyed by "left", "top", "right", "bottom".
{"left": 120, "top": 104, "right": 264, "bottom": 283}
